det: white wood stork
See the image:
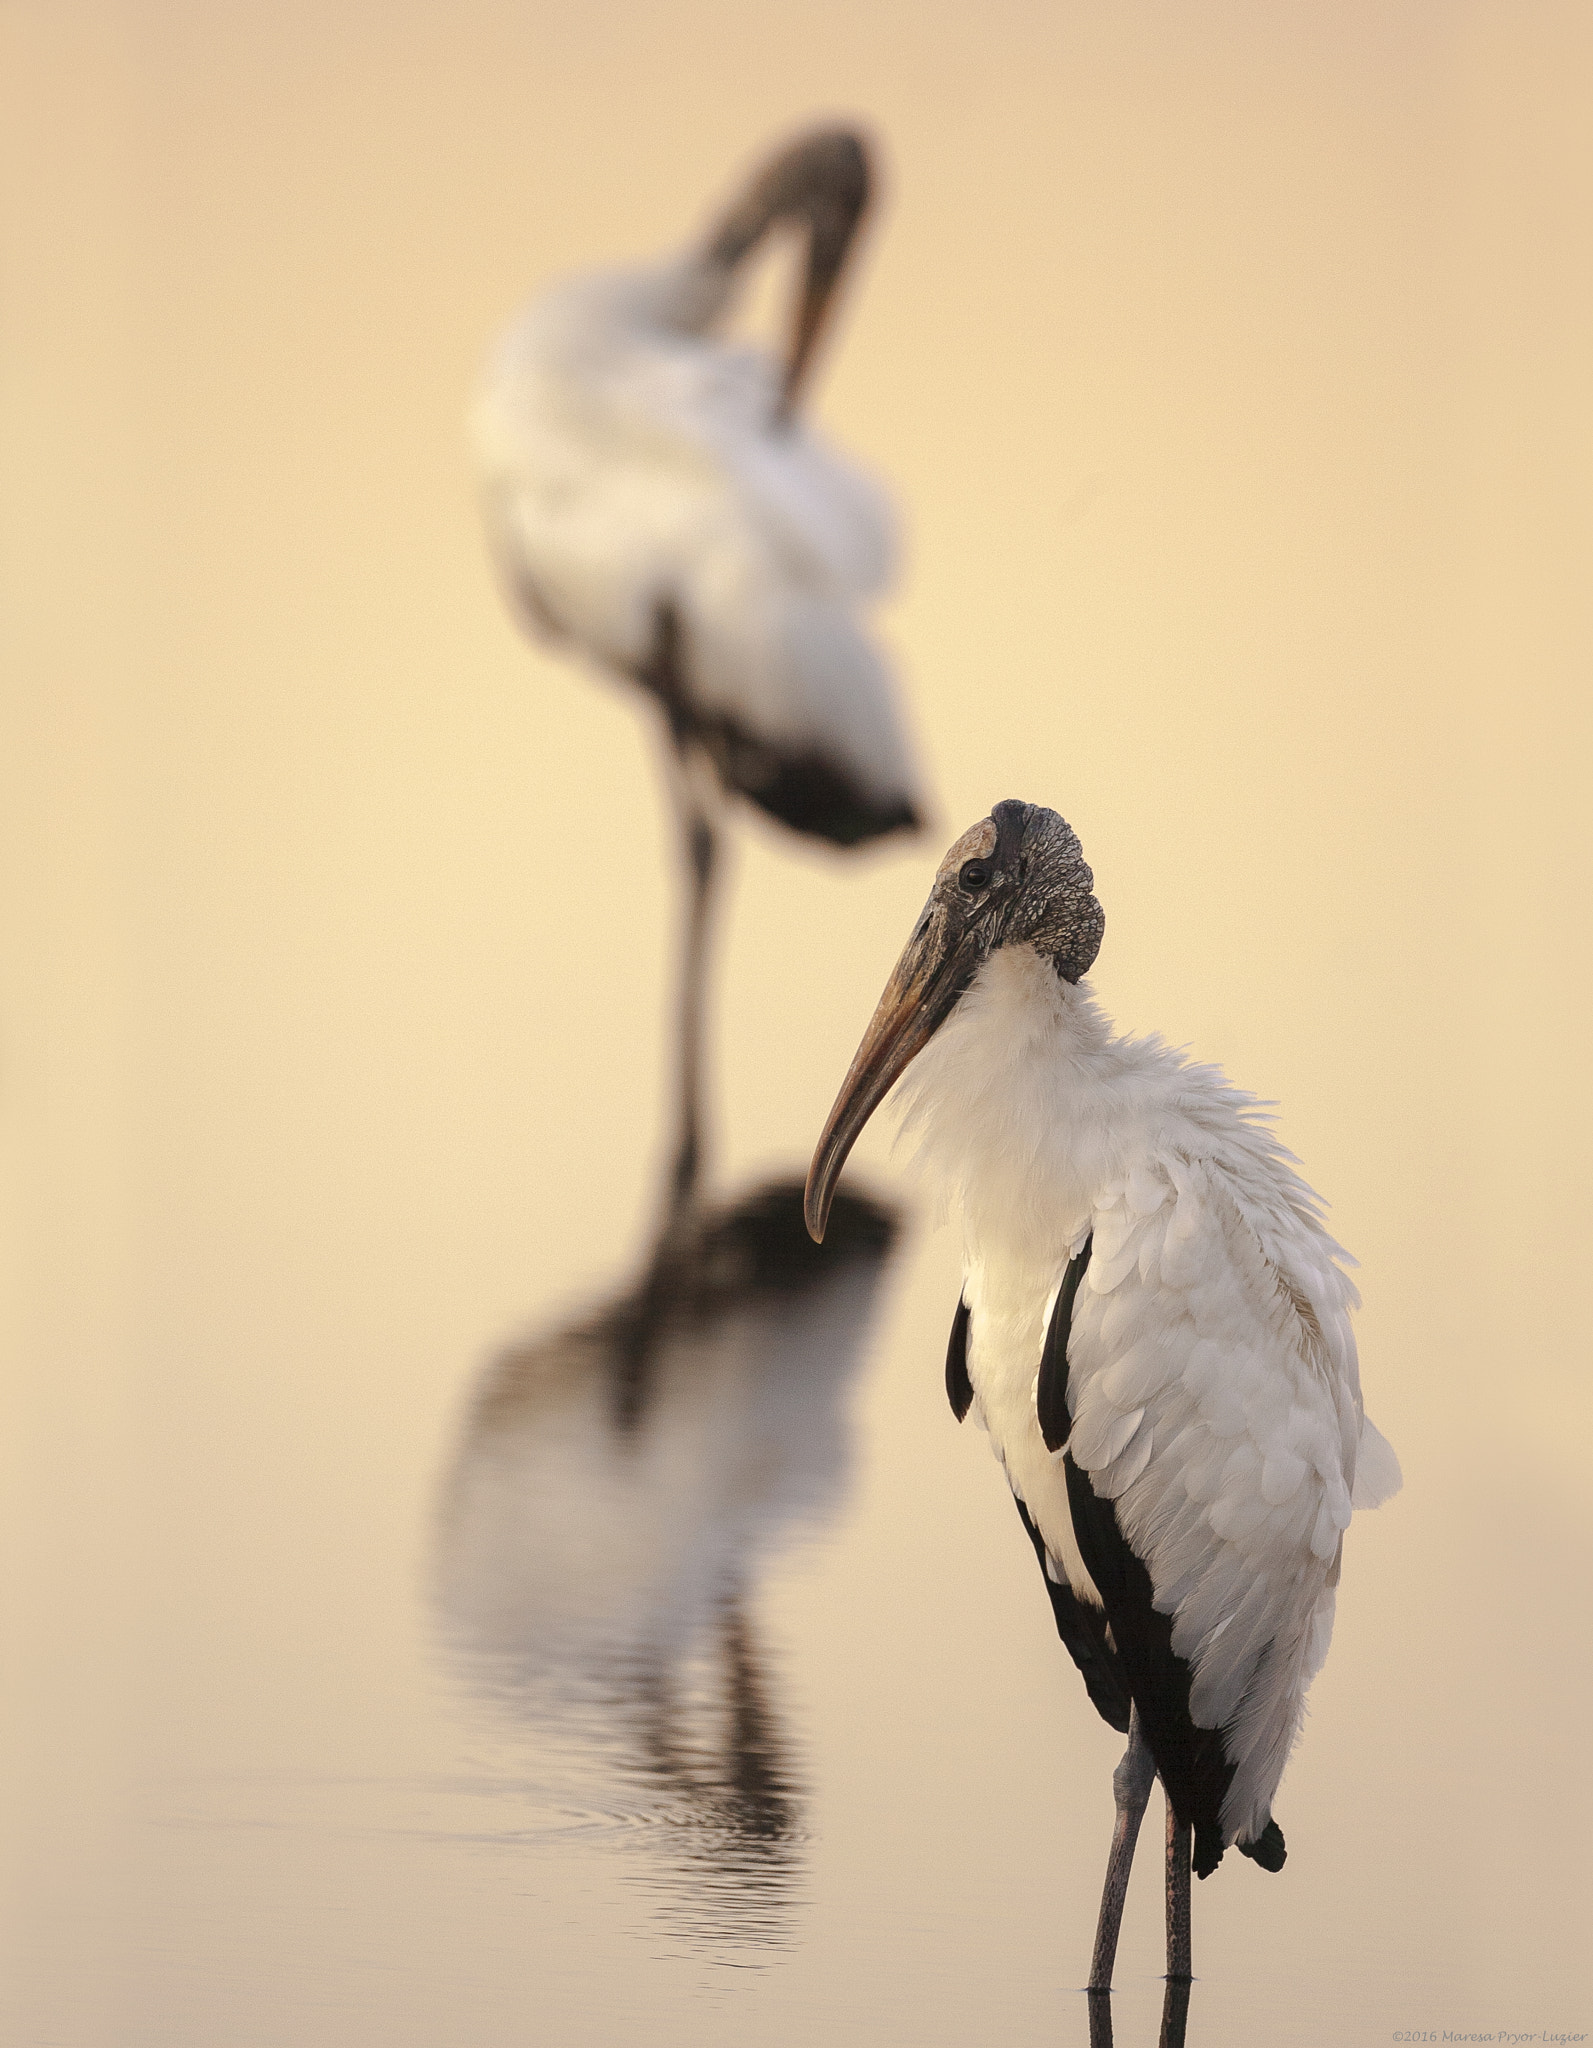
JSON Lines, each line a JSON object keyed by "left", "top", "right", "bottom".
{"left": 474, "top": 128, "right": 924, "bottom": 1211}
{"left": 436, "top": 1180, "right": 898, "bottom": 1939}
{"left": 804, "top": 800, "right": 1401, "bottom": 1996}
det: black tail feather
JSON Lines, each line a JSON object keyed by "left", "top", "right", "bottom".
{"left": 704, "top": 719, "right": 920, "bottom": 847}
{"left": 1237, "top": 1819, "right": 1287, "bottom": 1872}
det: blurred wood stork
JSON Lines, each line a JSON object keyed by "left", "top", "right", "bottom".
{"left": 436, "top": 1179, "right": 898, "bottom": 1940}
{"left": 474, "top": 128, "right": 924, "bottom": 1215}
{"left": 805, "top": 801, "right": 1401, "bottom": 1994}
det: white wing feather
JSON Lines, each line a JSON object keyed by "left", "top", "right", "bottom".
{"left": 1066, "top": 1148, "right": 1397, "bottom": 1843}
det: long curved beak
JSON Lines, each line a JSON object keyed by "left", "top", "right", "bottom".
{"left": 804, "top": 905, "right": 983, "bottom": 1242}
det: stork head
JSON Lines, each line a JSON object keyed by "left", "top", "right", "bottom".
{"left": 804, "top": 801, "right": 1104, "bottom": 1241}
{"left": 703, "top": 126, "right": 872, "bottom": 422}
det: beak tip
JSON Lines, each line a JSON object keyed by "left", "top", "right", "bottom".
{"left": 802, "top": 1175, "right": 828, "bottom": 1244}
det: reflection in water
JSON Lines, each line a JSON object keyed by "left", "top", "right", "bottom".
{"left": 1159, "top": 1979, "right": 1191, "bottom": 2047}
{"left": 435, "top": 1180, "right": 898, "bottom": 1948}
{"left": 1086, "top": 1980, "right": 1191, "bottom": 2048}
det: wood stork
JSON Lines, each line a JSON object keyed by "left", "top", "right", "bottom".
{"left": 474, "top": 128, "right": 924, "bottom": 1213}
{"left": 436, "top": 1180, "right": 898, "bottom": 1938}
{"left": 804, "top": 800, "right": 1401, "bottom": 1994}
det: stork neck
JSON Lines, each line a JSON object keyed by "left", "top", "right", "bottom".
{"left": 894, "top": 944, "right": 1135, "bottom": 1272}
{"left": 562, "top": 255, "right": 736, "bottom": 347}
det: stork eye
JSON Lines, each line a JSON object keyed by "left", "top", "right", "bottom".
{"left": 959, "top": 859, "right": 993, "bottom": 893}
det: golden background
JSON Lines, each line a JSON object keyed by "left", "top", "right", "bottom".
{"left": 3, "top": 2, "right": 1589, "bottom": 2041}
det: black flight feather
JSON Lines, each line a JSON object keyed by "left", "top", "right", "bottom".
{"left": 631, "top": 600, "right": 918, "bottom": 849}
{"left": 1062, "top": 1452, "right": 1236, "bottom": 1878}
{"left": 1036, "top": 1238, "right": 1092, "bottom": 1452}
{"left": 1012, "top": 1495, "right": 1132, "bottom": 1734}
{"left": 954, "top": 1272, "right": 1130, "bottom": 1732}
{"left": 699, "top": 716, "right": 920, "bottom": 847}
{"left": 945, "top": 1296, "right": 973, "bottom": 1422}
{"left": 1039, "top": 1235, "right": 1239, "bottom": 1879}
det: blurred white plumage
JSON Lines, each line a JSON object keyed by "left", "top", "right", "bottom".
{"left": 473, "top": 129, "right": 923, "bottom": 849}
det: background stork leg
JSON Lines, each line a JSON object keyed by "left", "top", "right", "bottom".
{"left": 1088, "top": 1704, "right": 1155, "bottom": 1992}
{"left": 1164, "top": 1797, "right": 1192, "bottom": 1982}
{"left": 661, "top": 734, "right": 720, "bottom": 1225}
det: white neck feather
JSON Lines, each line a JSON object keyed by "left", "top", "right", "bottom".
{"left": 552, "top": 254, "right": 736, "bottom": 345}
{"left": 892, "top": 945, "right": 1175, "bottom": 1279}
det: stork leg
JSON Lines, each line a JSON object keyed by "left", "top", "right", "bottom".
{"left": 1088, "top": 1703, "right": 1155, "bottom": 1992}
{"left": 634, "top": 601, "right": 724, "bottom": 1229}
{"left": 661, "top": 733, "right": 721, "bottom": 1222}
{"left": 1164, "top": 1794, "right": 1192, "bottom": 1982}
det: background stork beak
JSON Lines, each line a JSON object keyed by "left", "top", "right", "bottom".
{"left": 704, "top": 127, "right": 872, "bottom": 427}
{"left": 777, "top": 200, "right": 863, "bottom": 422}
{"left": 804, "top": 907, "right": 983, "bottom": 1242}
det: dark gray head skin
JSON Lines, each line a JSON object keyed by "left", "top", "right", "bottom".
{"left": 954, "top": 798, "right": 1105, "bottom": 985}
{"left": 702, "top": 128, "right": 873, "bottom": 421}
{"left": 805, "top": 800, "right": 1104, "bottom": 1240}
